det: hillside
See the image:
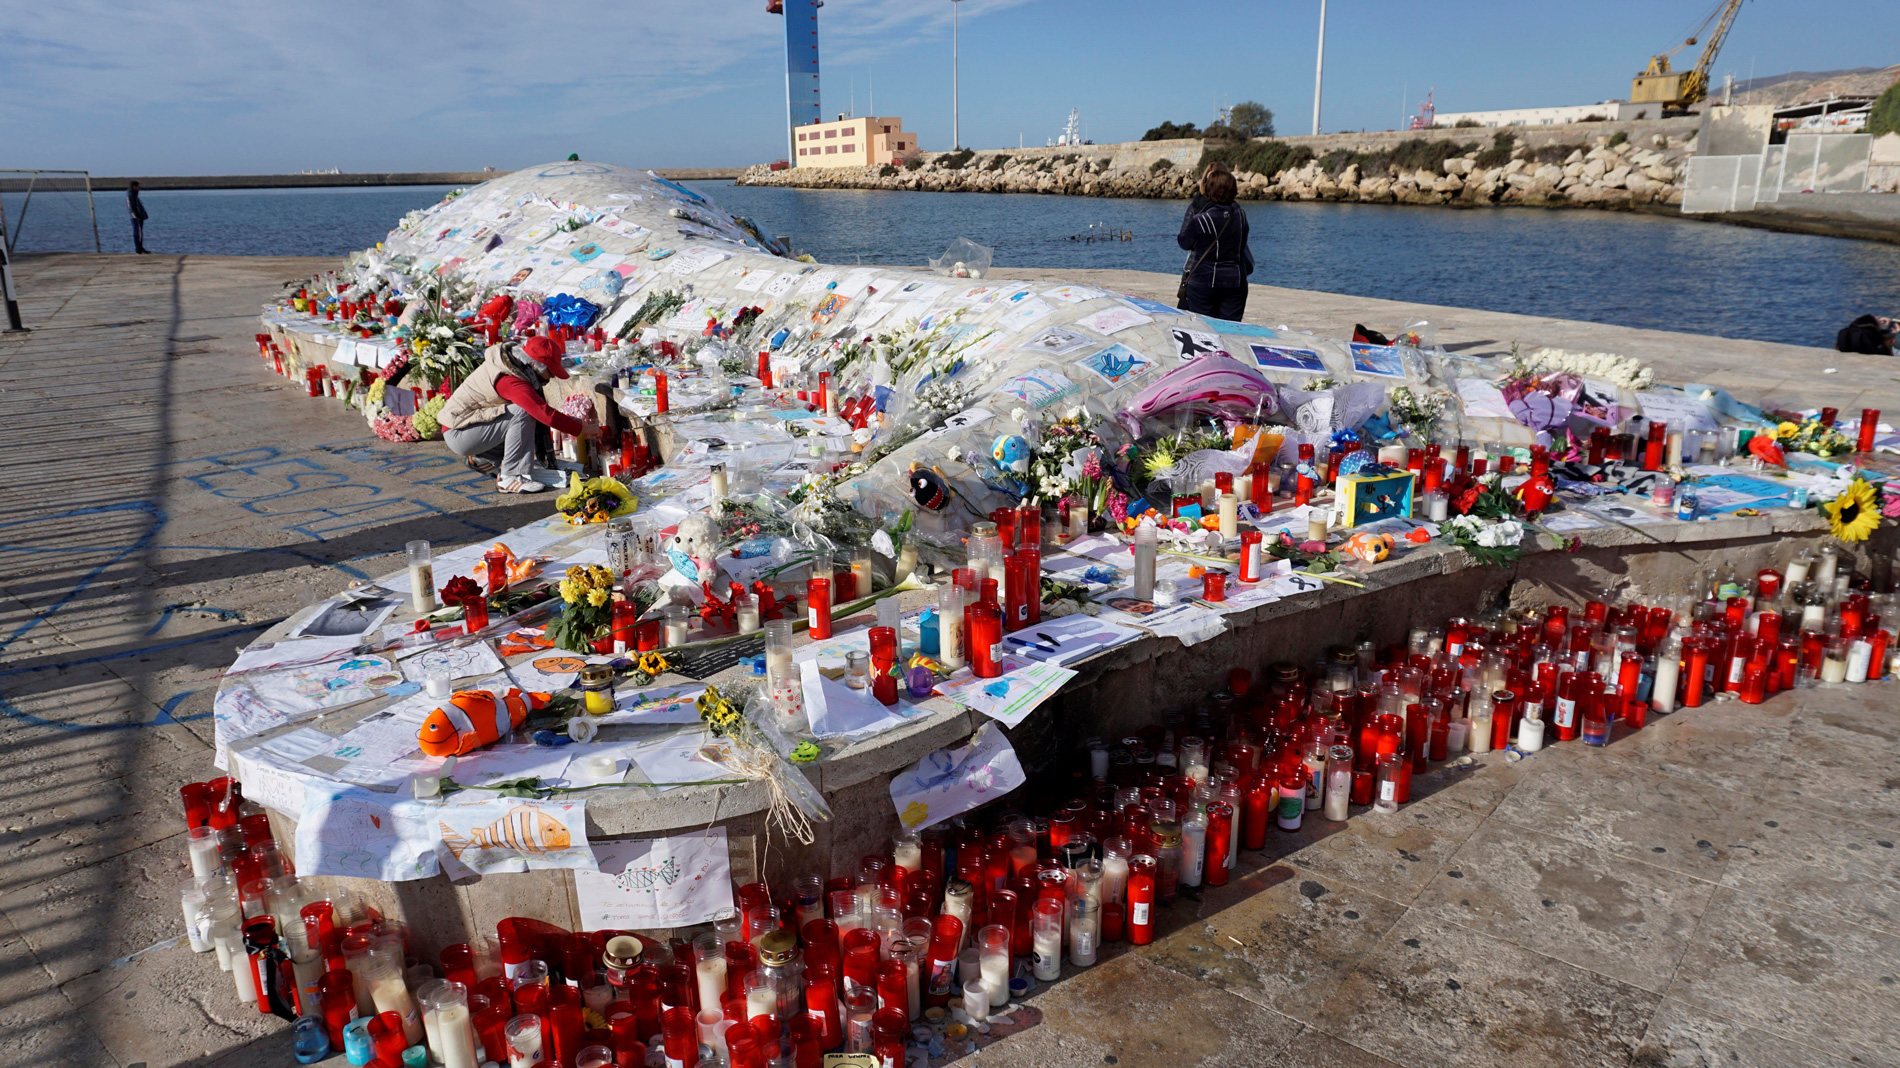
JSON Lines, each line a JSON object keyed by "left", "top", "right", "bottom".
{"left": 1729, "top": 64, "right": 1899, "bottom": 106}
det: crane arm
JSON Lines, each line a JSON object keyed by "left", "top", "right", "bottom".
{"left": 1694, "top": 0, "right": 1740, "bottom": 85}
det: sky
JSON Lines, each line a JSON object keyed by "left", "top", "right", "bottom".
{"left": 4, "top": 0, "right": 1894, "bottom": 176}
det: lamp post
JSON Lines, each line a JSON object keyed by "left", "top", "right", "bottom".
{"left": 951, "top": 0, "right": 962, "bottom": 150}
{"left": 1311, "top": 0, "right": 1327, "bottom": 136}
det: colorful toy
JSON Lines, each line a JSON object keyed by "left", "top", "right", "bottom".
{"left": 1343, "top": 532, "right": 1396, "bottom": 563}
{"left": 418, "top": 688, "right": 553, "bottom": 757}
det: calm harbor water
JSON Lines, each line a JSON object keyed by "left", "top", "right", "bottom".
{"left": 13, "top": 179, "right": 1898, "bottom": 349}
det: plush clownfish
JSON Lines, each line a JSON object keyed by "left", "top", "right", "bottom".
{"left": 1343, "top": 532, "right": 1396, "bottom": 563}
{"left": 418, "top": 688, "right": 552, "bottom": 757}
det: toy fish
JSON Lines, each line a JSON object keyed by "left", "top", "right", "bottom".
{"left": 1120, "top": 354, "right": 1283, "bottom": 434}
{"left": 418, "top": 688, "right": 552, "bottom": 757}
{"left": 438, "top": 805, "right": 573, "bottom": 861}
{"left": 909, "top": 464, "right": 951, "bottom": 511}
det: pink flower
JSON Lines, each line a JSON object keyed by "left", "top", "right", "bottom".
{"left": 1883, "top": 494, "right": 1900, "bottom": 520}
{"left": 1081, "top": 452, "right": 1103, "bottom": 480}
{"left": 1107, "top": 490, "right": 1130, "bottom": 523}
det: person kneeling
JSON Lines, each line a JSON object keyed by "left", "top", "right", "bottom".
{"left": 439, "top": 335, "right": 586, "bottom": 494}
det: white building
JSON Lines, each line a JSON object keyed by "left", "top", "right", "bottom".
{"left": 1433, "top": 100, "right": 1652, "bottom": 128}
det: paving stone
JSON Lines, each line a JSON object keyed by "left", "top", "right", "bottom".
{"left": 0, "top": 912, "right": 119, "bottom": 1067}
{"left": 1488, "top": 744, "right": 1755, "bottom": 881}
{"left": 1279, "top": 793, "right": 1489, "bottom": 904}
{"left": 1630, "top": 997, "right": 1861, "bottom": 1068}
{"left": 1268, "top": 1027, "right": 1403, "bottom": 1067}
{"left": 1145, "top": 862, "right": 1409, "bottom": 1023}
{"left": 1413, "top": 819, "right": 1718, "bottom": 993}
{"left": 961, "top": 953, "right": 1303, "bottom": 1067}
{"left": 1307, "top": 913, "right": 1661, "bottom": 1068}
{"left": 1666, "top": 887, "right": 1900, "bottom": 1064}
{"left": 0, "top": 837, "right": 194, "bottom": 987}
{"left": 1717, "top": 807, "right": 1900, "bottom": 936}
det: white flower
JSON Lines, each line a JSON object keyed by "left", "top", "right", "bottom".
{"left": 1010, "top": 407, "right": 1027, "bottom": 424}
{"left": 946, "top": 446, "right": 963, "bottom": 464}
{"left": 1474, "top": 520, "right": 1524, "bottom": 548}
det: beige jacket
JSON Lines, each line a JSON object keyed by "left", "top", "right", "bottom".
{"left": 438, "top": 345, "right": 521, "bottom": 431}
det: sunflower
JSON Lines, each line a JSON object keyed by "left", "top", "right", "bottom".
{"left": 636, "top": 651, "right": 671, "bottom": 677}
{"left": 696, "top": 686, "right": 742, "bottom": 736}
{"left": 1775, "top": 421, "right": 1801, "bottom": 441}
{"left": 1825, "top": 479, "right": 1880, "bottom": 543}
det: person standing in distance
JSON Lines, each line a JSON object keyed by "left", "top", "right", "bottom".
{"left": 127, "top": 181, "right": 150, "bottom": 254}
{"left": 1175, "top": 167, "right": 1253, "bottom": 322}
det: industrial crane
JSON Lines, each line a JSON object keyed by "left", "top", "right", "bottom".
{"left": 1630, "top": 0, "right": 1745, "bottom": 113}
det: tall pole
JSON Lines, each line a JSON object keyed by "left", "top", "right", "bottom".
{"left": 951, "top": 0, "right": 961, "bottom": 149}
{"left": 1311, "top": 0, "right": 1327, "bottom": 136}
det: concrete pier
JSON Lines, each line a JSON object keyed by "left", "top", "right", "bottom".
{"left": 1, "top": 253, "right": 1895, "bottom": 1066}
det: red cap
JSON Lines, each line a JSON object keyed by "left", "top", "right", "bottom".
{"left": 523, "top": 334, "right": 569, "bottom": 379}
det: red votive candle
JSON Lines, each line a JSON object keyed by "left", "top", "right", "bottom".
{"left": 1858, "top": 409, "right": 1880, "bottom": 453}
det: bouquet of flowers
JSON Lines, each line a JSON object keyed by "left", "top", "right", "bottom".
{"left": 411, "top": 396, "right": 447, "bottom": 441}
{"left": 1028, "top": 408, "right": 1110, "bottom": 514}
{"left": 1510, "top": 347, "right": 1655, "bottom": 391}
{"left": 1441, "top": 514, "right": 1528, "bottom": 567}
{"left": 556, "top": 473, "right": 637, "bottom": 525}
{"left": 547, "top": 564, "right": 618, "bottom": 651}
{"left": 371, "top": 412, "right": 420, "bottom": 443}
{"left": 1385, "top": 385, "right": 1450, "bottom": 442}
{"left": 1773, "top": 418, "right": 1853, "bottom": 459}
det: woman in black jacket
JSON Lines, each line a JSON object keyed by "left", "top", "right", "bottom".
{"left": 1176, "top": 167, "right": 1253, "bottom": 321}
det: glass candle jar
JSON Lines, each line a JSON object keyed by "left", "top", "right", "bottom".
{"left": 407, "top": 540, "right": 436, "bottom": 615}
{"left": 579, "top": 664, "right": 615, "bottom": 716}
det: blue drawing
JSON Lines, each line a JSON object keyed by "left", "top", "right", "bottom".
{"left": 1076, "top": 344, "right": 1154, "bottom": 387}
{"left": 1348, "top": 343, "right": 1406, "bottom": 378}
{"left": 1122, "top": 295, "right": 1185, "bottom": 317}
{"left": 1203, "top": 317, "right": 1277, "bottom": 338}
{"left": 1249, "top": 344, "right": 1326, "bottom": 373}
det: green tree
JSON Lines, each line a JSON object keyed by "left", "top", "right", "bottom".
{"left": 1227, "top": 101, "right": 1276, "bottom": 140}
{"left": 1869, "top": 79, "right": 1900, "bottom": 137}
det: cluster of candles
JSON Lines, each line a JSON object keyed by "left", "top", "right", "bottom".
{"left": 187, "top": 543, "right": 1893, "bottom": 1066}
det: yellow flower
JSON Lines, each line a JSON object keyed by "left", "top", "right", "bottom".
{"left": 1775, "top": 421, "right": 1800, "bottom": 441}
{"left": 587, "top": 588, "right": 610, "bottom": 608}
{"left": 1825, "top": 479, "right": 1880, "bottom": 543}
{"left": 558, "top": 579, "right": 578, "bottom": 604}
{"left": 636, "top": 652, "right": 671, "bottom": 676}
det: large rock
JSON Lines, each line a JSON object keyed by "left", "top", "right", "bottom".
{"left": 1443, "top": 157, "right": 1473, "bottom": 175}
{"left": 1605, "top": 165, "right": 1632, "bottom": 187}
{"left": 1533, "top": 163, "right": 1565, "bottom": 185}
{"left": 1581, "top": 158, "right": 1607, "bottom": 181}
{"left": 1564, "top": 149, "right": 1585, "bottom": 165}
{"left": 1643, "top": 163, "right": 1674, "bottom": 182}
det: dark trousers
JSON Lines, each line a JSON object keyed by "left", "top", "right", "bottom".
{"left": 1180, "top": 281, "right": 1247, "bottom": 323}
{"left": 131, "top": 218, "right": 147, "bottom": 253}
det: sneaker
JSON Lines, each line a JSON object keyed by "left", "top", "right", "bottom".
{"left": 496, "top": 476, "right": 547, "bottom": 494}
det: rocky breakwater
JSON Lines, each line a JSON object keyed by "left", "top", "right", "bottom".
{"left": 737, "top": 126, "right": 1694, "bottom": 211}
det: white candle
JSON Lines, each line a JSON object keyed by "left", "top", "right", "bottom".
{"left": 1815, "top": 548, "right": 1840, "bottom": 589}
{"left": 1307, "top": 513, "right": 1329, "bottom": 544}
{"left": 1665, "top": 432, "right": 1683, "bottom": 468}
{"left": 231, "top": 946, "right": 258, "bottom": 1004}
{"left": 1235, "top": 472, "right": 1254, "bottom": 502}
{"left": 186, "top": 828, "right": 220, "bottom": 880}
{"left": 409, "top": 563, "right": 436, "bottom": 615}
{"left": 369, "top": 975, "right": 424, "bottom": 1045}
{"left": 695, "top": 955, "right": 727, "bottom": 1013}
{"left": 1468, "top": 712, "right": 1493, "bottom": 754}
{"left": 1518, "top": 715, "right": 1545, "bottom": 753}
{"left": 937, "top": 589, "right": 966, "bottom": 671}
{"left": 1801, "top": 603, "right": 1826, "bottom": 631}
{"left": 1378, "top": 444, "right": 1408, "bottom": 466}
{"left": 962, "top": 978, "right": 990, "bottom": 1025}
{"left": 1652, "top": 655, "right": 1681, "bottom": 714}
{"left": 1821, "top": 652, "right": 1849, "bottom": 684}
{"left": 893, "top": 839, "right": 923, "bottom": 874}
{"left": 431, "top": 1003, "right": 477, "bottom": 1068}
{"left": 1179, "top": 818, "right": 1206, "bottom": 888}
{"left": 1847, "top": 640, "right": 1873, "bottom": 683}
{"left": 736, "top": 603, "right": 761, "bottom": 634}
{"left": 709, "top": 465, "right": 729, "bottom": 503}
{"left": 1217, "top": 493, "right": 1238, "bottom": 540}
{"left": 1426, "top": 492, "right": 1449, "bottom": 522}
{"left": 1031, "top": 928, "right": 1061, "bottom": 981}
{"left": 979, "top": 953, "right": 1009, "bottom": 1010}
{"left": 1324, "top": 765, "right": 1352, "bottom": 821}
{"left": 746, "top": 984, "right": 777, "bottom": 1020}
{"left": 1784, "top": 555, "right": 1812, "bottom": 586}
{"left": 1198, "top": 479, "right": 1217, "bottom": 510}
{"left": 1100, "top": 855, "right": 1128, "bottom": 907}
{"left": 1068, "top": 906, "right": 1099, "bottom": 968}
{"left": 1446, "top": 720, "right": 1469, "bottom": 754}
{"left": 665, "top": 619, "right": 690, "bottom": 646}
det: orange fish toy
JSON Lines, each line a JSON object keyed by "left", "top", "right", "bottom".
{"left": 418, "top": 688, "right": 552, "bottom": 757}
{"left": 438, "top": 805, "right": 573, "bottom": 861}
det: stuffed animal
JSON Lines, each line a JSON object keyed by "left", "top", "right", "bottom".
{"left": 666, "top": 515, "right": 720, "bottom": 586}
{"left": 1343, "top": 531, "right": 1395, "bottom": 563}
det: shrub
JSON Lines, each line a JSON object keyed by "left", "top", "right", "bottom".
{"left": 877, "top": 164, "right": 897, "bottom": 177}
{"left": 1142, "top": 120, "right": 1202, "bottom": 141}
{"left": 1201, "top": 122, "right": 1236, "bottom": 141}
{"left": 1387, "top": 138, "right": 1471, "bottom": 172}
{"left": 1452, "top": 118, "right": 1483, "bottom": 128}
{"left": 938, "top": 148, "right": 976, "bottom": 170}
{"left": 1149, "top": 158, "right": 1174, "bottom": 173}
{"left": 984, "top": 153, "right": 1012, "bottom": 171}
{"left": 1473, "top": 131, "right": 1517, "bottom": 168}
{"left": 904, "top": 156, "right": 925, "bottom": 171}
{"left": 1199, "top": 138, "right": 1316, "bottom": 178}
{"left": 1872, "top": 80, "right": 1900, "bottom": 137}
{"left": 1607, "top": 130, "right": 1629, "bottom": 148}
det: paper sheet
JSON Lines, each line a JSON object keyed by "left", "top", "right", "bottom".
{"left": 937, "top": 658, "right": 1075, "bottom": 728}
{"left": 294, "top": 788, "right": 440, "bottom": 881}
{"left": 890, "top": 723, "right": 1026, "bottom": 831}
{"left": 575, "top": 830, "right": 733, "bottom": 929}
{"left": 433, "top": 796, "right": 596, "bottom": 878}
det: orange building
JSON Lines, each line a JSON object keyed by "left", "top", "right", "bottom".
{"left": 793, "top": 116, "right": 919, "bottom": 168}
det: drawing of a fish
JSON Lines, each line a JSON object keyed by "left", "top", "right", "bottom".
{"left": 438, "top": 806, "right": 573, "bottom": 860}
